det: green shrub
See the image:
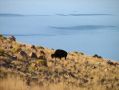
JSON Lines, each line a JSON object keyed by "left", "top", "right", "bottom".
{"left": 0, "top": 34, "right": 7, "bottom": 39}
{"left": 74, "top": 51, "right": 79, "bottom": 54}
{"left": 80, "top": 52, "right": 84, "bottom": 55}
{"left": 0, "top": 34, "right": 3, "bottom": 38}
{"left": 74, "top": 51, "right": 84, "bottom": 55}
{"left": 37, "top": 46, "right": 44, "bottom": 49}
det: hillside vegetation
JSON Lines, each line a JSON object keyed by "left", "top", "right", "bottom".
{"left": 0, "top": 34, "right": 119, "bottom": 90}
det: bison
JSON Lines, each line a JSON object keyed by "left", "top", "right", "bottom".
{"left": 51, "top": 49, "right": 68, "bottom": 60}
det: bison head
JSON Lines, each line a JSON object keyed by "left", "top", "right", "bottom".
{"left": 51, "top": 54, "right": 55, "bottom": 58}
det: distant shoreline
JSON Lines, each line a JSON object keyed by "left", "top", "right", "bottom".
{"left": 0, "top": 13, "right": 112, "bottom": 17}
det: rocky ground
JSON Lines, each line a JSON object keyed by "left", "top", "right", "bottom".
{"left": 0, "top": 34, "right": 119, "bottom": 90}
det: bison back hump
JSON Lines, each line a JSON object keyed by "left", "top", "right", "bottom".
{"left": 55, "top": 49, "right": 67, "bottom": 56}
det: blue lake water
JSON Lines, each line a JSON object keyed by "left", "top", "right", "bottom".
{"left": 0, "top": 14, "right": 119, "bottom": 61}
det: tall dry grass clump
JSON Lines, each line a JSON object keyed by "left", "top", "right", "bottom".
{"left": 0, "top": 75, "right": 113, "bottom": 90}
{"left": 0, "top": 75, "right": 86, "bottom": 90}
{"left": 0, "top": 75, "right": 27, "bottom": 90}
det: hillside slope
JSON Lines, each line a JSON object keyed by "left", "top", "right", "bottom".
{"left": 0, "top": 34, "right": 119, "bottom": 90}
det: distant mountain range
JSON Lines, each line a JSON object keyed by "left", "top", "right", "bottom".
{"left": 50, "top": 25, "right": 115, "bottom": 30}
{"left": 0, "top": 13, "right": 24, "bottom": 16}
{"left": 56, "top": 13, "right": 112, "bottom": 16}
{"left": 0, "top": 13, "right": 50, "bottom": 16}
{"left": 0, "top": 13, "right": 112, "bottom": 17}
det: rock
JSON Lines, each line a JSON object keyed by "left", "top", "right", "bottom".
{"left": 8, "top": 35, "right": 16, "bottom": 41}
{"left": 30, "top": 52, "right": 37, "bottom": 58}
{"left": 0, "top": 60, "right": 6, "bottom": 66}
{"left": 11, "top": 56, "right": 17, "bottom": 60}
{"left": 19, "top": 51, "right": 28, "bottom": 57}
{"left": 40, "top": 50, "right": 45, "bottom": 55}
{"left": 38, "top": 56, "right": 46, "bottom": 60}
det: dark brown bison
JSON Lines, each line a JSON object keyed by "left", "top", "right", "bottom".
{"left": 51, "top": 49, "right": 68, "bottom": 60}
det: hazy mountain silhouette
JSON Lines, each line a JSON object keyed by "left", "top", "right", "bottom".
{"left": 2, "top": 33, "right": 54, "bottom": 37}
{"left": 50, "top": 25, "right": 115, "bottom": 30}
{"left": 56, "top": 13, "right": 112, "bottom": 16}
{"left": 0, "top": 13, "right": 24, "bottom": 16}
{"left": 0, "top": 13, "right": 50, "bottom": 17}
{"left": 0, "top": 13, "right": 112, "bottom": 17}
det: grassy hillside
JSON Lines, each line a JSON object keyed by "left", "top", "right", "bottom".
{"left": 0, "top": 34, "right": 119, "bottom": 90}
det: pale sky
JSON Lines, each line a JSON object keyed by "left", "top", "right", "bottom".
{"left": 0, "top": 0, "right": 119, "bottom": 14}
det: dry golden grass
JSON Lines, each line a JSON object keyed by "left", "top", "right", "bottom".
{"left": 0, "top": 34, "right": 119, "bottom": 90}
{"left": 0, "top": 75, "right": 86, "bottom": 90}
{"left": 1, "top": 75, "right": 118, "bottom": 90}
{"left": 0, "top": 76, "right": 27, "bottom": 90}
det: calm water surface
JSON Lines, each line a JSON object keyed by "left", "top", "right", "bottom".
{"left": 0, "top": 14, "right": 119, "bottom": 61}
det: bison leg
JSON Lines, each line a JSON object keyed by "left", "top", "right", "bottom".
{"left": 54, "top": 58, "right": 56, "bottom": 64}
{"left": 65, "top": 57, "right": 66, "bottom": 60}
